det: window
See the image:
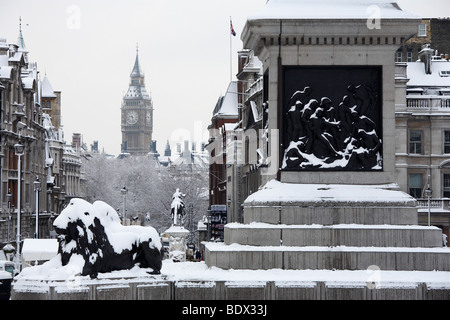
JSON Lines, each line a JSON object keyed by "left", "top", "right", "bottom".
{"left": 445, "top": 131, "right": 450, "bottom": 153}
{"left": 407, "top": 51, "right": 413, "bottom": 62}
{"left": 444, "top": 174, "right": 450, "bottom": 198}
{"left": 396, "top": 50, "right": 403, "bottom": 62}
{"left": 409, "top": 130, "right": 422, "bottom": 154}
{"left": 409, "top": 173, "right": 423, "bottom": 198}
{"left": 440, "top": 71, "right": 450, "bottom": 77}
{"left": 418, "top": 24, "right": 427, "bottom": 37}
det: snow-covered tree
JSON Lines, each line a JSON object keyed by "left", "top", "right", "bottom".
{"left": 81, "top": 154, "right": 209, "bottom": 243}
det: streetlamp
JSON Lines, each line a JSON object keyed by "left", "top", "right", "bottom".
{"left": 424, "top": 184, "right": 433, "bottom": 227}
{"left": 121, "top": 187, "right": 127, "bottom": 225}
{"left": 6, "top": 189, "right": 12, "bottom": 243}
{"left": 33, "top": 176, "right": 41, "bottom": 239}
{"left": 14, "top": 143, "right": 24, "bottom": 268}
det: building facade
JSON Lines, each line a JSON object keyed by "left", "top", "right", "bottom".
{"left": 397, "top": 18, "right": 450, "bottom": 63}
{"left": 0, "top": 30, "right": 66, "bottom": 247}
{"left": 226, "top": 50, "right": 264, "bottom": 224}
{"left": 121, "top": 48, "right": 154, "bottom": 156}
{"left": 395, "top": 48, "right": 450, "bottom": 243}
{"left": 206, "top": 82, "right": 239, "bottom": 240}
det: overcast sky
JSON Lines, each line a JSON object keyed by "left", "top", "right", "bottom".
{"left": 0, "top": 0, "right": 449, "bottom": 156}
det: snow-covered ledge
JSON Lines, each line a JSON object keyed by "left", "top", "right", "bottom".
{"left": 244, "top": 180, "right": 417, "bottom": 207}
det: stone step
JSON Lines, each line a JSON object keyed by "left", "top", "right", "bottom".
{"left": 225, "top": 223, "right": 444, "bottom": 248}
{"left": 205, "top": 243, "right": 450, "bottom": 272}
{"left": 244, "top": 205, "right": 419, "bottom": 226}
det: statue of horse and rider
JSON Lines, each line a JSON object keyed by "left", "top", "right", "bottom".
{"left": 171, "top": 188, "right": 186, "bottom": 226}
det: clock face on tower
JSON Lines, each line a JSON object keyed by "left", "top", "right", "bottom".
{"left": 146, "top": 111, "right": 151, "bottom": 125}
{"left": 126, "top": 111, "right": 139, "bottom": 125}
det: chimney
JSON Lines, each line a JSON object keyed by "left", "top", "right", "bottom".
{"left": 72, "top": 133, "right": 82, "bottom": 149}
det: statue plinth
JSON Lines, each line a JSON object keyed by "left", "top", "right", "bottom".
{"left": 164, "top": 225, "right": 190, "bottom": 262}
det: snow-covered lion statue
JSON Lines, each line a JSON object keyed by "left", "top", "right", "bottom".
{"left": 53, "top": 199, "right": 163, "bottom": 278}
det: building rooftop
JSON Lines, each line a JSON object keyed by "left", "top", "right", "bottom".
{"left": 248, "top": 0, "right": 420, "bottom": 21}
{"left": 212, "top": 81, "right": 238, "bottom": 118}
{"left": 41, "top": 75, "right": 57, "bottom": 98}
{"left": 407, "top": 58, "right": 450, "bottom": 88}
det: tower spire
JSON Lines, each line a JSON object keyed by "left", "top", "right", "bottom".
{"left": 131, "top": 44, "right": 143, "bottom": 78}
{"left": 17, "top": 16, "right": 28, "bottom": 53}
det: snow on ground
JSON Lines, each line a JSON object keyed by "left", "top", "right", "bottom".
{"left": 162, "top": 261, "right": 450, "bottom": 288}
{"left": 13, "top": 258, "right": 450, "bottom": 290}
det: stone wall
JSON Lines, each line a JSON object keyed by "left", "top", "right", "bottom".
{"left": 11, "top": 279, "right": 450, "bottom": 300}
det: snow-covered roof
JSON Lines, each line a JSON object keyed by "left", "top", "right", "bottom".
{"left": 123, "top": 84, "right": 151, "bottom": 100}
{"left": 8, "top": 51, "right": 23, "bottom": 63}
{"left": 248, "top": 0, "right": 420, "bottom": 21}
{"left": 0, "top": 38, "right": 8, "bottom": 50}
{"left": 171, "top": 150, "right": 209, "bottom": 168}
{"left": 213, "top": 81, "right": 238, "bottom": 118}
{"left": 242, "top": 51, "right": 263, "bottom": 74}
{"left": 407, "top": 60, "right": 450, "bottom": 88}
{"left": 0, "top": 52, "right": 9, "bottom": 67}
{"left": 41, "top": 75, "right": 57, "bottom": 98}
{"left": 224, "top": 122, "right": 238, "bottom": 131}
{"left": 124, "top": 51, "right": 152, "bottom": 101}
{"left": 21, "top": 76, "right": 35, "bottom": 90}
{"left": 0, "top": 66, "right": 13, "bottom": 80}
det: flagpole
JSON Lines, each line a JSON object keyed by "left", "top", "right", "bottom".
{"left": 230, "top": 16, "right": 232, "bottom": 82}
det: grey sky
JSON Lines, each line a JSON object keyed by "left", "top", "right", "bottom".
{"left": 0, "top": 0, "right": 449, "bottom": 156}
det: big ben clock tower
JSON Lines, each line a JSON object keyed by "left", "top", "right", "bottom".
{"left": 121, "top": 46, "right": 154, "bottom": 156}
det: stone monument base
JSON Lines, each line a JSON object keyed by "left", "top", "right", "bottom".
{"left": 205, "top": 181, "right": 450, "bottom": 273}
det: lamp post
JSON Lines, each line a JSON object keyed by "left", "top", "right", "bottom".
{"left": 6, "top": 189, "right": 12, "bottom": 243}
{"left": 424, "top": 184, "right": 433, "bottom": 227}
{"left": 33, "top": 176, "right": 41, "bottom": 239}
{"left": 14, "top": 143, "right": 24, "bottom": 268}
{"left": 121, "top": 187, "right": 127, "bottom": 225}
